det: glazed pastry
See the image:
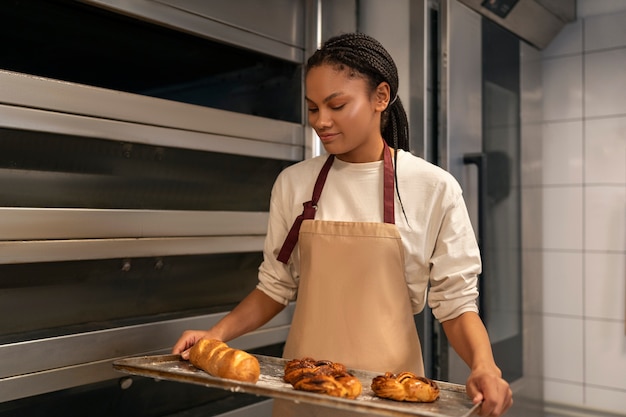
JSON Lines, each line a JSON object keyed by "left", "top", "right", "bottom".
{"left": 284, "top": 357, "right": 362, "bottom": 399}
{"left": 371, "top": 371, "right": 440, "bottom": 402}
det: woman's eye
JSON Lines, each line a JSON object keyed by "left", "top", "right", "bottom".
{"left": 331, "top": 104, "right": 345, "bottom": 110}
{"left": 307, "top": 108, "right": 318, "bottom": 113}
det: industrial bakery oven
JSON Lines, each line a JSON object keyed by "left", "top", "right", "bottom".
{"left": 0, "top": 1, "right": 318, "bottom": 415}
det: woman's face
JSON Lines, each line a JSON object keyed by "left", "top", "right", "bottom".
{"left": 305, "top": 64, "right": 390, "bottom": 163}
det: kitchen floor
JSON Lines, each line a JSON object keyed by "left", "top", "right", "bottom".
{"left": 505, "top": 399, "right": 625, "bottom": 417}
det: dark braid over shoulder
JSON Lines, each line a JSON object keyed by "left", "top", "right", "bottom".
{"left": 306, "top": 32, "right": 410, "bottom": 152}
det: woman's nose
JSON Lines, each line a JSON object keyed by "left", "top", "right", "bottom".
{"left": 312, "top": 109, "right": 332, "bottom": 129}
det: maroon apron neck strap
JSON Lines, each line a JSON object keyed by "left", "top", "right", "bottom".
{"left": 277, "top": 154, "right": 335, "bottom": 264}
{"left": 277, "top": 142, "right": 395, "bottom": 264}
{"left": 382, "top": 141, "right": 395, "bottom": 224}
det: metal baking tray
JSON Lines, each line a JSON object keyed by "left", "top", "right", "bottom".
{"left": 113, "top": 354, "right": 479, "bottom": 417}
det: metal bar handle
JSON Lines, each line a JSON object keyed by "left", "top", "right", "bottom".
{"left": 463, "top": 152, "right": 487, "bottom": 323}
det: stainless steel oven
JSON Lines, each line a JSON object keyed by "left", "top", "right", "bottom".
{"left": 0, "top": 1, "right": 335, "bottom": 415}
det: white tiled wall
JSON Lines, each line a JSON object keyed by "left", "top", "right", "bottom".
{"left": 542, "top": 121, "right": 583, "bottom": 185}
{"left": 585, "top": 118, "right": 626, "bottom": 184}
{"left": 522, "top": 0, "right": 626, "bottom": 414}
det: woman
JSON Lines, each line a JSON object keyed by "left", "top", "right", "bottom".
{"left": 173, "top": 32, "right": 512, "bottom": 417}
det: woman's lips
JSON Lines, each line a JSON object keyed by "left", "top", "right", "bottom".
{"left": 318, "top": 133, "right": 338, "bottom": 142}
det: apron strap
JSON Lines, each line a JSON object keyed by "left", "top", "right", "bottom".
{"left": 277, "top": 142, "right": 395, "bottom": 264}
{"left": 277, "top": 154, "right": 335, "bottom": 264}
{"left": 382, "top": 141, "right": 395, "bottom": 224}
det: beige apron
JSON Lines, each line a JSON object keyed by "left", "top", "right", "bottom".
{"left": 274, "top": 143, "right": 423, "bottom": 416}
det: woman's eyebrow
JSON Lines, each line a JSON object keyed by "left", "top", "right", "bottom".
{"left": 305, "top": 92, "right": 344, "bottom": 104}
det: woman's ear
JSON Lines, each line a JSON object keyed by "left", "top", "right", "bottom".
{"left": 374, "top": 82, "right": 391, "bottom": 112}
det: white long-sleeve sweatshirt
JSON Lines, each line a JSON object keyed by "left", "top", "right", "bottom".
{"left": 256, "top": 149, "right": 480, "bottom": 322}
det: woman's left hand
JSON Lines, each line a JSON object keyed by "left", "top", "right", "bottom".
{"left": 440, "top": 312, "right": 514, "bottom": 416}
{"left": 466, "top": 366, "right": 513, "bottom": 417}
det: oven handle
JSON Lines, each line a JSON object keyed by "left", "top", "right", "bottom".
{"left": 463, "top": 152, "right": 487, "bottom": 324}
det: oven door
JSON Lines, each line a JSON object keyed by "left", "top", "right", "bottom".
{"left": 411, "top": 0, "right": 523, "bottom": 385}
{"left": 0, "top": 0, "right": 315, "bottom": 415}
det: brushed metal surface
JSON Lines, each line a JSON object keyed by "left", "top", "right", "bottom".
{"left": 0, "top": 307, "right": 294, "bottom": 402}
{"left": 0, "top": 71, "right": 302, "bottom": 149}
{"left": 82, "top": 0, "right": 303, "bottom": 62}
{"left": 457, "top": 0, "right": 576, "bottom": 50}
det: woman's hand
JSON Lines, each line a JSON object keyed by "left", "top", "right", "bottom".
{"left": 466, "top": 366, "right": 513, "bottom": 416}
{"left": 441, "top": 312, "right": 513, "bottom": 416}
{"left": 172, "top": 330, "right": 213, "bottom": 360}
{"left": 171, "top": 289, "right": 286, "bottom": 360}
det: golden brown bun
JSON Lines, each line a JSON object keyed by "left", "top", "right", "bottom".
{"left": 283, "top": 357, "right": 362, "bottom": 399}
{"left": 189, "top": 339, "right": 260, "bottom": 383}
{"left": 371, "top": 371, "right": 440, "bottom": 402}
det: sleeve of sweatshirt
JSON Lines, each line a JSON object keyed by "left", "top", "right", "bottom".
{"left": 427, "top": 187, "right": 481, "bottom": 322}
{"left": 255, "top": 169, "right": 302, "bottom": 305}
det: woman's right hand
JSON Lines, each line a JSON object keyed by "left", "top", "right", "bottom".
{"left": 171, "top": 330, "right": 214, "bottom": 360}
{"left": 171, "top": 289, "right": 285, "bottom": 360}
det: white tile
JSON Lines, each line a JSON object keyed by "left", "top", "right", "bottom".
{"left": 544, "top": 379, "right": 584, "bottom": 407}
{"left": 543, "top": 186, "right": 583, "bottom": 250}
{"left": 585, "top": 385, "right": 626, "bottom": 414}
{"left": 584, "top": 116, "right": 626, "bottom": 185}
{"left": 577, "top": 0, "right": 626, "bottom": 19}
{"left": 521, "top": 123, "right": 543, "bottom": 186}
{"left": 585, "top": 319, "right": 626, "bottom": 390}
{"left": 584, "top": 186, "right": 626, "bottom": 251}
{"left": 521, "top": 187, "right": 543, "bottom": 249}
{"left": 542, "top": 121, "right": 583, "bottom": 185}
{"left": 585, "top": 11, "right": 626, "bottom": 51}
{"left": 542, "top": 56, "right": 583, "bottom": 121}
{"left": 523, "top": 312, "right": 544, "bottom": 381}
{"left": 585, "top": 49, "right": 626, "bottom": 118}
{"left": 521, "top": 43, "right": 543, "bottom": 124}
{"left": 544, "top": 315, "right": 584, "bottom": 382}
{"left": 543, "top": 251, "right": 583, "bottom": 316}
{"left": 543, "top": 20, "right": 583, "bottom": 58}
{"left": 522, "top": 251, "right": 543, "bottom": 313}
{"left": 585, "top": 253, "right": 626, "bottom": 320}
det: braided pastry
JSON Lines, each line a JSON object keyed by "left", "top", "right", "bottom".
{"left": 371, "top": 372, "right": 440, "bottom": 402}
{"left": 283, "top": 357, "right": 362, "bottom": 399}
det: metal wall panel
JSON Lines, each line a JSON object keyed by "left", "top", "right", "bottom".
{"left": 154, "top": 0, "right": 305, "bottom": 47}
{"left": 0, "top": 71, "right": 303, "bottom": 151}
{"left": 438, "top": 0, "right": 483, "bottom": 386}
{"left": 457, "top": 0, "right": 575, "bottom": 50}
{"left": 84, "top": 0, "right": 305, "bottom": 62}
{"left": 0, "top": 1, "right": 315, "bottom": 410}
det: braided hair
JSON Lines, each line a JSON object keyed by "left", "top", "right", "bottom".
{"left": 306, "top": 32, "right": 410, "bottom": 152}
{"left": 306, "top": 32, "right": 411, "bottom": 223}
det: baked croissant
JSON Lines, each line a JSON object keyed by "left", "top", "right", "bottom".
{"left": 371, "top": 372, "right": 440, "bottom": 402}
{"left": 189, "top": 338, "right": 260, "bottom": 383}
{"left": 284, "top": 357, "right": 362, "bottom": 399}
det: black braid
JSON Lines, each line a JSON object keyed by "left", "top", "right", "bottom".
{"left": 306, "top": 32, "right": 410, "bottom": 152}
{"left": 306, "top": 32, "right": 411, "bottom": 224}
